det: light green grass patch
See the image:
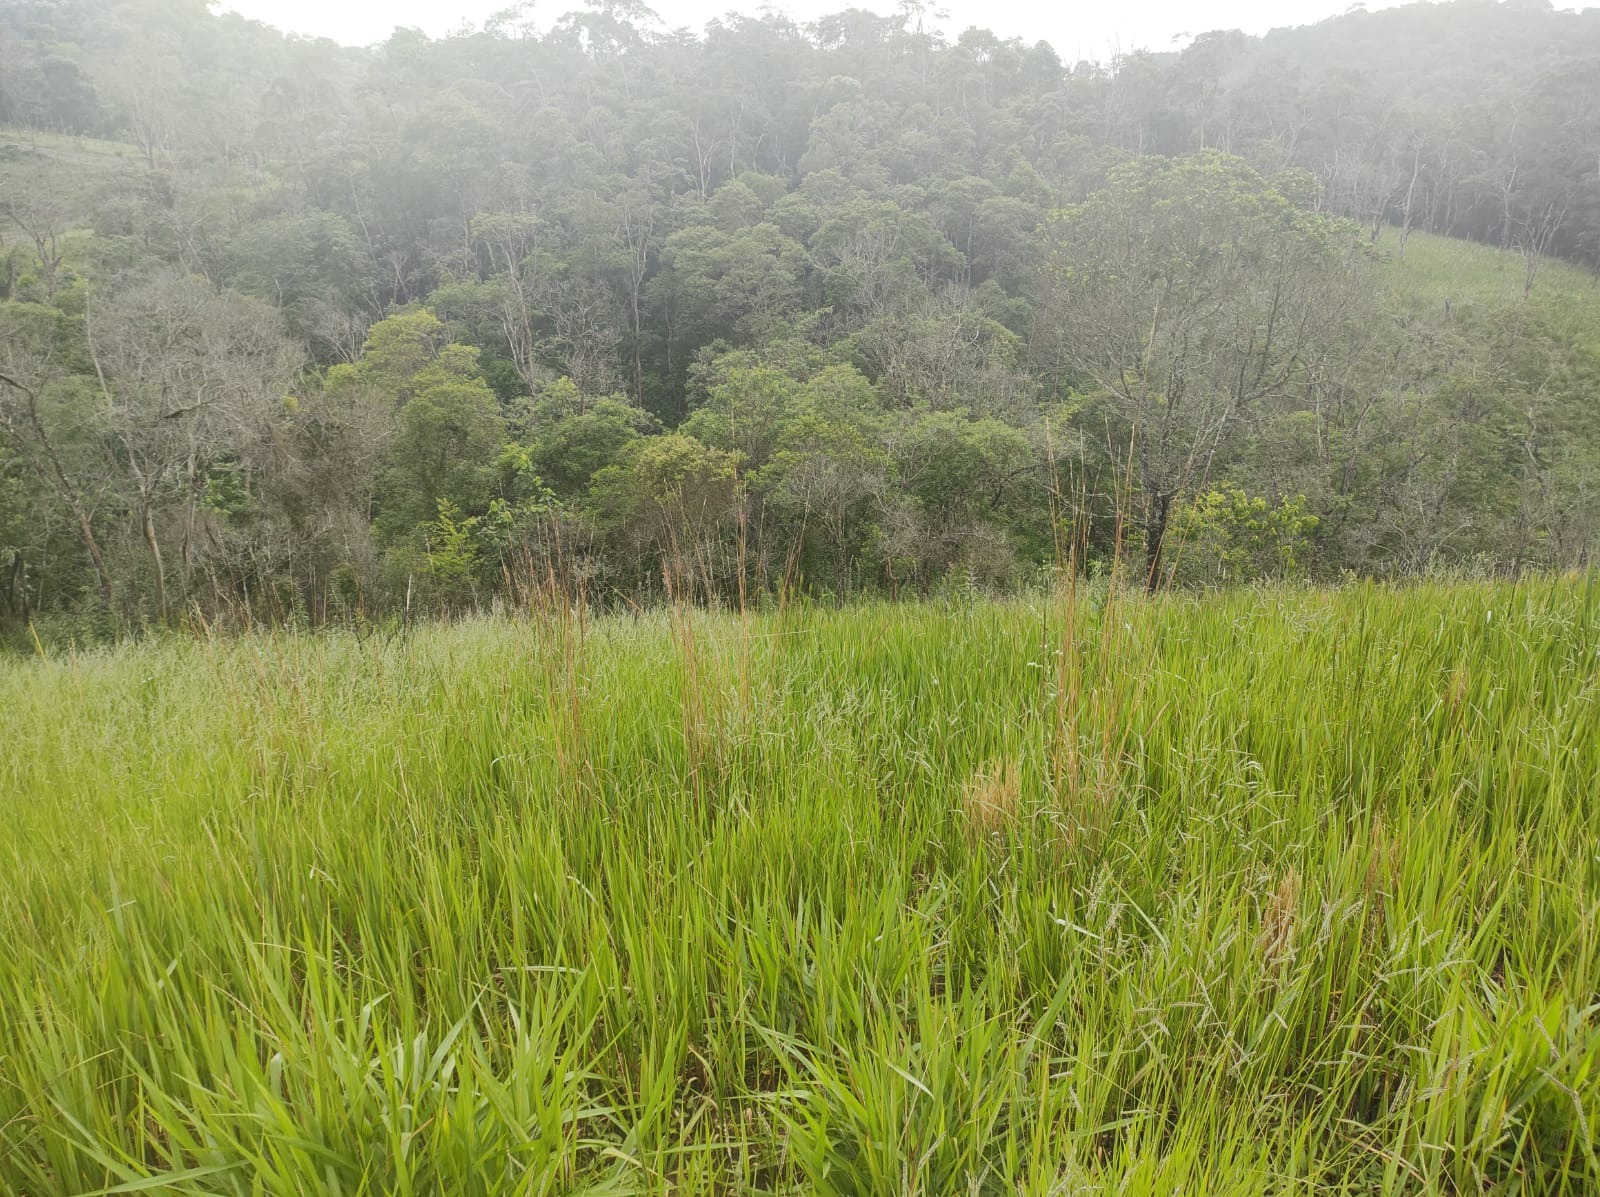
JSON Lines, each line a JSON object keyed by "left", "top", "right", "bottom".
{"left": 1380, "top": 227, "right": 1600, "bottom": 347}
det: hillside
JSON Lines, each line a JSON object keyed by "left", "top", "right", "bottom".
{"left": 4, "top": 4, "right": 1600, "bottom": 1193}
{"left": 1382, "top": 228, "right": 1600, "bottom": 347}
{"left": 4, "top": 0, "right": 1600, "bottom": 636}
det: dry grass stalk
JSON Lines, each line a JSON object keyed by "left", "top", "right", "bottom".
{"left": 1259, "top": 867, "right": 1300, "bottom": 967}
{"left": 1446, "top": 664, "right": 1469, "bottom": 715}
{"left": 1362, "top": 817, "right": 1397, "bottom": 944}
{"left": 962, "top": 757, "right": 1021, "bottom": 838}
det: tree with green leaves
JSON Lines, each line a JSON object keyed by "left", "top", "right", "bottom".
{"left": 323, "top": 313, "right": 508, "bottom": 554}
{"left": 1039, "top": 153, "right": 1371, "bottom": 589}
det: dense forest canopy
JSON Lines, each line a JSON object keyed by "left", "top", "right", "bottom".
{"left": 2, "top": 0, "right": 1599, "bottom": 633}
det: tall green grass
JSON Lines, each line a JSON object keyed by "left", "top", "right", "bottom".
{"left": 2, "top": 578, "right": 1598, "bottom": 1193}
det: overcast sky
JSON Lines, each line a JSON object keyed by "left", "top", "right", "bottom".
{"left": 221, "top": 0, "right": 1425, "bottom": 61}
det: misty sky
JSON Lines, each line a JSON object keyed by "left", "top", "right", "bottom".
{"left": 221, "top": 0, "right": 1422, "bottom": 60}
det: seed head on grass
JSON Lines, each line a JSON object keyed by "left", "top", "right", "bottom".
{"left": 962, "top": 757, "right": 1021, "bottom": 839}
{"left": 1363, "top": 817, "right": 1397, "bottom": 914}
{"left": 1445, "top": 664, "right": 1469, "bottom": 715}
{"left": 1258, "top": 868, "right": 1299, "bottom": 969}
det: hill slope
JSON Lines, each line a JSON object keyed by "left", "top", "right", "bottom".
{"left": 1382, "top": 228, "right": 1600, "bottom": 348}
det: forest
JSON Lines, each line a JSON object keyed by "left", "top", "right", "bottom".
{"left": 3, "top": 0, "right": 1600, "bottom": 635}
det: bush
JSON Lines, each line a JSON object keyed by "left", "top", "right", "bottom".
{"left": 1170, "top": 485, "right": 1319, "bottom": 587}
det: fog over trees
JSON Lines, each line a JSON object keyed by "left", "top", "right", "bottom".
{"left": 3, "top": 0, "right": 1599, "bottom": 631}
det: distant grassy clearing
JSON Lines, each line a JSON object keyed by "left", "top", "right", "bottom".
{"left": 1381, "top": 227, "right": 1600, "bottom": 344}
{"left": 2, "top": 580, "right": 1598, "bottom": 1194}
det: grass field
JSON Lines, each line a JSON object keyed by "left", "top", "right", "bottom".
{"left": 2, "top": 579, "right": 1599, "bottom": 1193}
{"left": 1379, "top": 228, "right": 1600, "bottom": 347}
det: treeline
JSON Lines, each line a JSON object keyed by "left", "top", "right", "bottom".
{"left": 1, "top": 0, "right": 1599, "bottom": 634}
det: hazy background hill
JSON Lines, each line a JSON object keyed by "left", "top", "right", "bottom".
{"left": 2, "top": 0, "right": 1598, "bottom": 634}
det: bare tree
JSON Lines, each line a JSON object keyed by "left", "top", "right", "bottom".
{"left": 1395, "top": 128, "right": 1428, "bottom": 256}
{"left": 857, "top": 284, "right": 1034, "bottom": 417}
{"left": 1518, "top": 195, "right": 1571, "bottom": 299}
{"left": 0, "top": 159, "right": 74, "bottom": 302}
{"left": 473, "top": 206, "right": 546, "bottom": 392}
{"left": 86, "top": 271, "right": 302, "bottom": 621}
{"left": 615, "top": 176, "right": 659, "bottom": 405}
{"left": 540, "top": 275, "right": 625, "bottom": 400}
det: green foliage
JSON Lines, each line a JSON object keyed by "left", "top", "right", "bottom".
{"left": 895, "top": 410, "right": 1031, "bottom": 520}
{"left": 418, "top": 497, "right": 483, "bottom": 607}
{"left": 223, "top": 211, "right": 363, "bottom": 337}
{"left": 682, "top": 364, "right": 802, "bottom": 470}
{"left": 1040, "top": 152, "right": 1370, "bottom": 584}
{"left": 200, "top": 462, "right": 250, "bottom": 518}
{"left": 1170, "top": 485, "right": 1319, "bottom": 586}
{"left": 654, "top": 222, "right": 810, "bottom": 347}
{"left": 334, "top": 309, "right": 454, "bottom": 403}
{"left": 5, "top": 0, "right": 1600, "bottom": 619}
{"left": 336, "top": 311, "right": 512, "bottom": 546}
{"left": 523, "top": 389, "right": 656, "bottom": 497}
{"left": 589, "top": 431, "right": 742, "bottom": 542}
{"left": 416, "top": 494, "right": 534, "bottom": 609}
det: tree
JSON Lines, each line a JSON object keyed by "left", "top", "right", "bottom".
{"left": 1039, "top": 153, "right": 1371, "bottom": 589}
{"left": 855, "top": 284, "right": 1032, "bottom": 416}
{"left": 525, "top": 383, "right": 657, "bottom": 497}
{"left": 881, "top": 408, "right": 1035, "bottom": 590}
{"left": 0, "top": 303, "right": 115, "bottom": 609}
{"left": 328, "top": 310, "right": 509, "bottom": 549}
{"left": 652, "top": 222, "right": 808, "bottom": 354}
{"left": 589, "top": 432, "right": 742, "bottom": 592}
{"left": 0, "top": 157, "right": 77, "bottom": 303}
{"left": 86, "top": 271, "right": 302, "bottom": 620}
{"left": 223, "top": 211, "right": 368, "bottom": 347}
{"left": 681, "top": 363, "right": 801, "bottom": 470}
{"left": 759, "top": 364, "right": 890, "bottom": 592}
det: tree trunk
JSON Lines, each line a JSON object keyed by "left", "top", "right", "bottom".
{"left": 143, "top": 500, "right": 168, "bottom": 623}
{"left": 76, "top": 503, "right": 115, "bottom": 612}
{"left": 2, "top": 550, "right": 23, "bottom": 619}
{"left": 1398, "top": 144, "right": 1422, "bottom": 256}
{"left": 631, "top": 285, "right": 644, "bottom": 405}
{"left": 1144, "top": 490, "right": 1173, "bottom": 594}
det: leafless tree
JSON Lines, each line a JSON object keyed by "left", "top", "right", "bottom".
{"left": 1517, "top": 195, "right": 1571, "bottom": 299}
{"left": 615, "top": 178, "right": 659, "bottom": 404}
{"left": 0, "top": 159, "right": 73, "bottom": 302}
{"left": 857, "top": 284, "right": 1033, "bottom": 416}
{"left": 86, "top": 271, "right": 302, "bottom": 620}
{"left": 473, "top": 207, "right": 545, "bottom": 391}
